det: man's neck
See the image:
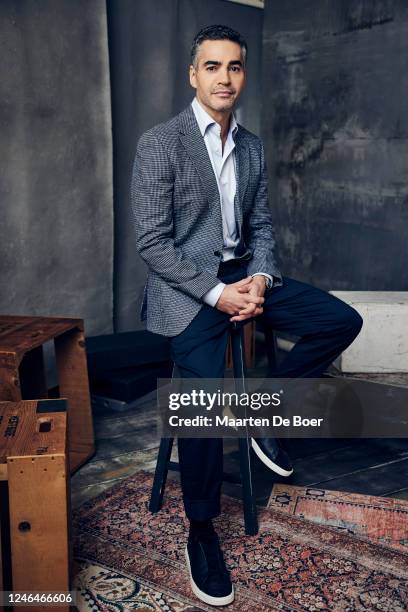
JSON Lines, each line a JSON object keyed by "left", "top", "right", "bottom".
{"left": 196, "top": 96, "right": 232, "bottom": 143}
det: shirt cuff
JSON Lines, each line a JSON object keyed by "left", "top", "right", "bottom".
{"left": 202, "top": 282, "right": 226, "bottom": 307}
{"left": 251, "top": 272, "right": 274, "bottom": 289}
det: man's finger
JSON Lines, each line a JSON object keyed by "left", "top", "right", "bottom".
{"left": 235, "top": 276, "right": 253, "bottom": 286}
{"left": 242, "top": 294, "right": 264, "bottom": 305}
{"left": 237, "top": 285, "right": 255, "bottom": 293}
{"left": 230, "top": 307, "right": 263, "bottom": 322}
{"left": 237, "top": 303, "right": 257, "bottom": 315}
{"left": 241, "top": 307, "right": 263, "bottom": 317}
{"left": 230, "top": 314, "right": 249, "bottom": 322}
{"left": 230, "top": 313, "right": 255, "bottom": 322}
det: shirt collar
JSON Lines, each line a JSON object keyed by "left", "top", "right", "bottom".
{"left": 191, "top": 97, "right": 238, "bottom": 138}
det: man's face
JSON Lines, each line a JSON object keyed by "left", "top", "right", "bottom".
{"left": 189, "top": 39, "right": 246, "bottom": 114}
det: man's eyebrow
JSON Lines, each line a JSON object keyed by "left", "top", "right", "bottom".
{"left": 202, "top": 60, "right": 243, "bottom": 67}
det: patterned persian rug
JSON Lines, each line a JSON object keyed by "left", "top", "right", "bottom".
{"left": 73, "top": 560, "right": 197, "bottom": 611}
{"left": 268, "top": 484, "right": 408, "bottom": 554}
{"left": 72, "top": 470, "right": 408, "bottom": 611}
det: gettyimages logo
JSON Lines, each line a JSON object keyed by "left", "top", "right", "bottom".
{"left": 168, "top": 388, "right": 281, "bottom": 411}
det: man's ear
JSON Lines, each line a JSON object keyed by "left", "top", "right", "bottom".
{"left": 189, "top": 64, "right": 197, "bottom": 89}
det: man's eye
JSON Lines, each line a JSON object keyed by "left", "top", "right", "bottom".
{"left": 230, "top": 66, "right": 241, "bottom": 72}
{"left": 206, "top": 66, "right": 216, "bottom": 71}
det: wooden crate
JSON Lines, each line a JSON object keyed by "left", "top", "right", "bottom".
{"left": 0, "top": 315, "right": 95, "bottom": 473}
{"left": 0, "top": 399, "right": 71, "bottom": 612}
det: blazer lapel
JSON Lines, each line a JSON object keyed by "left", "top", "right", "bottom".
{"left": 177, "top": 105, "right": 250, "bottom": 232}
{"left": 178, "top": 106, "right": 221, "bottom": 216}
{"left": 233, "top": 130, "right": 249, "bottom": 232}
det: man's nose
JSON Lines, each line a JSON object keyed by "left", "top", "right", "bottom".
{"left": 218, "top": 68, "right": 231, "bottom": 84}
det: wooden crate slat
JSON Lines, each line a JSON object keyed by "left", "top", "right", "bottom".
{"left": 0, "top": 316, "right": 95, "bottom": 473}
{"left": 0, "top": 315, "right": 83, "bottom": 354}
{"left": 0, "top": 399, "right": 71, "bottom": 606}
{"left": 7, "top": 454, "right": 70, "bottom": 611}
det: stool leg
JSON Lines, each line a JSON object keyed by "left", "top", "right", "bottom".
{"left": 230, "top": 324, "right": 259, "bottom": 536}
{"left": 238, "top": 438, "right": 258, "bottom": 536}
{"left": 230, "top": 324, "right": 248, "bottom": 380}
{"left": 149, "top": 438, "right": 174, "bottom": 513}
{"left": 264, "top": 326, "right": 278, "bottom": 373}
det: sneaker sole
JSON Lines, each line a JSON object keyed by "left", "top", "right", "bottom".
{"left": 185, "top": 545, "right": 234, "bottom": 606}
{"left": 251, "top": 438, "right": 294, "bottom": 477}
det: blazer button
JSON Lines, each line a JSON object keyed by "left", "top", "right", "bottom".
{"left": 214, "top": 250, "right": 221, "bottom": 257}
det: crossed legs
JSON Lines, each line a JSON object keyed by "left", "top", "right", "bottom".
{"left": 169, "top": 266, "right": 363, "bottom": 520}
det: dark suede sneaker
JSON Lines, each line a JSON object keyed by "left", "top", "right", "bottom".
{"left": 251, "top": 437, "right": 294, "bottom": 477}
{"left": 185, "top": 531, "right": 234, "bottom": 606}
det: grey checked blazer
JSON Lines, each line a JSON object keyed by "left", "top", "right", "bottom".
{"left": 130, "top": 104, "right": 282, "bottom": 337}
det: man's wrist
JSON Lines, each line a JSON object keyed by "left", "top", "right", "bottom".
{"left": 252, "top": 275, "right": 267, "bottom": 289}
{"left": 202, "top": 282, "right": 226, "bottom": 307}
{"left": 251, "top": 272, "right": 273, "bottom": 290}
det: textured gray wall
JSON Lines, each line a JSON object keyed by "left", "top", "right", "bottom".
{"left": 108, "top": 0, "right": 264, "bottom": 331}
{"left": 0, "top": 0, "right": 113, "bottom": 335}
{"left": 263, "top": 0, "right": 408, "bottom": 290}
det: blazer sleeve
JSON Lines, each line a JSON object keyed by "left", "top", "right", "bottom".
{"left": 244, "top": 140, "right": 283, "bottom": 286}
{"left": 130, "top": 129, "right": 221, "bottom": 301}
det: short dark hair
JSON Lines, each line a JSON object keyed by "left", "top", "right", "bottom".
{"left": 191, "top": 24, "right": 248, "bottom": 69}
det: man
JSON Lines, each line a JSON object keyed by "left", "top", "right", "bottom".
{"left": 131, "top": 25, "right": 362, "bottom": 607}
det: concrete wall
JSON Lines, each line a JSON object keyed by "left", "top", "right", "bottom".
{"left": 0, "top": 0, "right": 113, "bottom": 335}
{"left": 7, "top": 0, "right": 403, "bottom": 345}
{"left": 262, "top": 0, "right": 408, "bottom": 290}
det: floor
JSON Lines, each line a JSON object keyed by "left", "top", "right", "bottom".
{"left": 71, "top": 334, "right": 408, "bottom": 511}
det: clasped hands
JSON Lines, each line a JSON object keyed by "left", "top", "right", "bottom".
{"left": 215, "top": 276, "right": 266, "bottom": 322}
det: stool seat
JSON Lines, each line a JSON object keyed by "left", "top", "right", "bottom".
{"left": 149, "top": 322, "right": 259, "bottom": 535}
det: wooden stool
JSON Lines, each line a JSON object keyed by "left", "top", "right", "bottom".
{"left": 226, "top": 319, "right": 255, "bottom": 369}
{"left": 0, "top": 315, "right": 95, "bottom": 473}
{"left": 149, "top": 322, "right": 259, "bottom": 536}
{"left": 0, "top": 399, "right": 71, "bottom": 611}
{"left": 226, "top": 320, "right": 279, "bottom": 372}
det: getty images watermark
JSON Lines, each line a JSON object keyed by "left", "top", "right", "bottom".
{"left": 156, "top": 377, "right": 408, "bottom": 438}
{"left": 166, "top": 388, "right": 322, "bottom": 428}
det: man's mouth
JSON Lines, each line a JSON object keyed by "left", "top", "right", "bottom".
{"left": 213, "top": 90, "right": 234, "bottom": 97}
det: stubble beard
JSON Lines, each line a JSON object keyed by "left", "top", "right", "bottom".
{"left": 206, "top": 93, "right": 236, "bottom": 114}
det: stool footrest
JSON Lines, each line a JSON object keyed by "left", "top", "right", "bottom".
{"left": 149, "top": 438, "right": 174, "bottom": 513}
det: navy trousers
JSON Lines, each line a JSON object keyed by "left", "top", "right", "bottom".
{"left": 168, "top": 259, "right": 363, "bottom": 520}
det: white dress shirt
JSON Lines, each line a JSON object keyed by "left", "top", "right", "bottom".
{"left": 191, "top": 97, "right": 273, "bottom": 307}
